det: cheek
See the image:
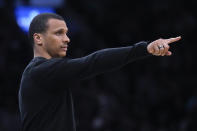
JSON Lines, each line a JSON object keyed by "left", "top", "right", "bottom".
{"left": 42, "top": 35, "right": 64, "bottom": 56}
{"left": 43, "top": 40, "right": 60, "bottom": 55}
{"left": 45, "top": 37, "right": 61, "bottom": 49}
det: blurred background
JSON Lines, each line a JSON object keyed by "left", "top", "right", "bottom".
{"left": 0, "top": 0, "right": 197, "bottom": 130}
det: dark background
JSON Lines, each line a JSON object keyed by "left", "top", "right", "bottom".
{"left": 0, "top": 0, "right": 197, "bottom": 130}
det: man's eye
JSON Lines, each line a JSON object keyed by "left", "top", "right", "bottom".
{"left": 55, "top": 31, "right": 63, "bottom": 35}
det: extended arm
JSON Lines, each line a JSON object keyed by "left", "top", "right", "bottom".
{"left": 31, "top": 41, "right": 149, "bottom": 85}
{"left": 31, "top": 36, "right": 181, "bottom": 90}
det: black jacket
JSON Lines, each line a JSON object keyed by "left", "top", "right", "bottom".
{"left": 19, "top": 42, "right": 150, "bottom": 131}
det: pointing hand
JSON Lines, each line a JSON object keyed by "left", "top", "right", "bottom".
{"left": 147, "top": 36, "right": 181, "bottom": 56}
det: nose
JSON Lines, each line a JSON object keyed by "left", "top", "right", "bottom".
{"left": 63, "top": 35, "right": 70, "bottom": 43}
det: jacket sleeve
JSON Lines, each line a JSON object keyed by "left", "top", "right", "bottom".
{"left": 31, "top": 41, "right": 150, "bottom": 88}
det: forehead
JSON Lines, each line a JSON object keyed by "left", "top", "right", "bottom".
{"left": 46, "top": 18, "right": 68, "bottom": 31}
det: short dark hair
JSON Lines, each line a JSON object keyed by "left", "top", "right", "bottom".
{"left": 29, "top": 13, "right": 64, "bottom": 46}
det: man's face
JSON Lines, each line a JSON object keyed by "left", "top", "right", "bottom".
{"left": 41, "top": 18, "right": 70, "bottom": 58}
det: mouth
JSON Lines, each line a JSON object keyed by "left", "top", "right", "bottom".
{"left": 61, "top": 45, "right": 68, "bottom": 51}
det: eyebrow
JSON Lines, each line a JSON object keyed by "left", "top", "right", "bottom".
{"left": 54, "top": 28, "right": 68, "bottom": 33}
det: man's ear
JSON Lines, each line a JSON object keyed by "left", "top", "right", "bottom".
{"left": 33, "top": 33, "right": 43, "bottom": 46}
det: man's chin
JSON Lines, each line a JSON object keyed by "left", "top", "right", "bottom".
{"left": 53, "top": 52, "right": 66, "bottom": 58}
{"left": 59, "top": 53, "right": 66, "bottom": 58}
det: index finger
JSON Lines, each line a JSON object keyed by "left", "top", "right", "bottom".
{"left": 166, "top": 36, "right": 181, "bottom": 44}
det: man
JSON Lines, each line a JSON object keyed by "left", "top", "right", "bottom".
{"left": 18, "top": 13, "right": 181, "bottom": 131}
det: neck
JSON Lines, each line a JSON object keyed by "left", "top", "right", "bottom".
{"left": 33, "top": 46, "right": 52, "bottom": 59}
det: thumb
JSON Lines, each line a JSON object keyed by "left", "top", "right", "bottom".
{"left": 165, "top": 51, "right": 172, "bottom": 56}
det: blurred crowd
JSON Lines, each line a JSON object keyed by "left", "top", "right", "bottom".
{"left": 0, "top": 0, "right": 197, "bottom": 130}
